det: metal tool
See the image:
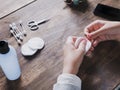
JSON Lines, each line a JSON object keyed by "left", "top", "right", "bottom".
{"left": 19, "top": 20, "right": 27, "bottom": 36}
{"left": 28, "top": 19, "right": 50, "bottom": 31}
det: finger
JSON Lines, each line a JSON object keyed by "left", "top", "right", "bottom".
{"left": 84, "top": 20, "right": 101, "bottom": 35}
{"left": 93, "top": 40, "right": 98, "bottom": 47}
{"left": 86, "top": 51, "right": 92, "bottom": 57}
{"left": 71, "top": 36, "right": 78, "bottom": 43}
{"left": 65, "top": 36, "right": 78, "bottom": 49}
{"left": 93, "top": 36, "right": 105, "bottom": 47}
{"left": 75, "top": 37, "right": 84, "bottom": 49}
{"left": 90, "top": 46, "right": 94, "bottom": 51}
{"left": 78, "top": 39, "right": 87, "bottom": 53}
{"left": 93, "top": 24, "right": 101, "bottom": 31}
{"left": 66, "top": 36, "right": 74, "bottom": 44}
{"left": 89, "top": 27, "right": 105, "bottom": 39}
{"left": 84, "top": 21, "right": 104, "bottom": 40}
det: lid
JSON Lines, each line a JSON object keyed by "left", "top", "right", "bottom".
{"left": 0, "top": 41, "right": 10, "bottom": 54}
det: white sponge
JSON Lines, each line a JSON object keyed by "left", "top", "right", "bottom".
{"left": 75, "top": 37, "right": 92, "bottom": 53}
{"left": 27, "top": 37, "right": 45, "bottom": 50}
{"left": 21, "top": 37, "right": 45, "bottom": 56}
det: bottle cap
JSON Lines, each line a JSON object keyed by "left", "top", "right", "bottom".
{"left": 0, "top": 41, "right": 10, "bottom": 54}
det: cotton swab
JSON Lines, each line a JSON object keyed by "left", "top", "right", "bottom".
{"left": 12, "top": 23, "right": 24, "bottom": 38}
{"left": 10, "top": 30, "right": 21, "bottom": 44}
{"left": 19, "top": 20, "right": 27, "bottom": 36}
{"left": 11, "top": 23, "right": 23, "bottom": 40}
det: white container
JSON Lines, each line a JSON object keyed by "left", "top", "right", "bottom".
{"left": 0, "top": 41, "right": 21, "bottom": 80}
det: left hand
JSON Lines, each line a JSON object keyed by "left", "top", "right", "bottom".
{"left": 63, "top": 36, "right": 87, "bottom": 74}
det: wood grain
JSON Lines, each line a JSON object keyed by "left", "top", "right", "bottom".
{"left": 0, "top": 0, "right": 120, "bottom": 90}
{"left": 0, "top": 0, "right": 36, "bottom": 19}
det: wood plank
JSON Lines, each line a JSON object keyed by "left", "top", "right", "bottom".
{"left": 0, "top": 0, "right": 119, "bottom": 90}
{"left": 0, "top": 0, "right": 36, "bottom": 19}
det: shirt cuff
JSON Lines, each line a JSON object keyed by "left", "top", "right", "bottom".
{"left": 57, "top": 73, "right": 81, "bottom": 88}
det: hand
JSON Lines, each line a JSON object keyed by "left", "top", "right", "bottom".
{"left": 63, "top": 36, "right": 87, "bottom": 74}
{"left": 84, "top": 20, "right": 120, "bottom": 48}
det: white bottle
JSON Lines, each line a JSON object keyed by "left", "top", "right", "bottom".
{"left": 0, "top": 41, "right": 21, "bottom": 80}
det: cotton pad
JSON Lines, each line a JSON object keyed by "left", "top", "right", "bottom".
{"left": 27, "top": 37, "right": 45, "bottom": 50}
{"left": 75, "top": 37, "right": 92, "bottom": 53}
{"left": 21, "top": 37, "right": 45, "bottom": 56}
{"left": 21, "top": 43, "right": 37, "bottom": 56}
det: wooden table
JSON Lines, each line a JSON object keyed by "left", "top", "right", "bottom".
{"left": 0, "top": 0, "right": 120, "bottom": 90}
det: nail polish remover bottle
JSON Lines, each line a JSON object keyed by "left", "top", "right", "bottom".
{"left": 0, "top": 41, "right": 21, "bottom": 80}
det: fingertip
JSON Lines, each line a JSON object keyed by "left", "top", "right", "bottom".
{"left": 90, "top": 46, "right": 94, "bottom": 51}
{"left": 66, "top": 36, "right": 72, "bottom": 42}
{"left": 77, "top": 39, "right": 87, "bottom": 51}
{"left": 93, "top": 40, "right": 98, "bottom": 47}
{"left": 66, "top": 36, "right": 75, "bottom": 45}
{"left": 86, "top": 51, "right": 93, "bottom": 57}
{"left": 87, "top": 34, "right": 92, "bottom": 40}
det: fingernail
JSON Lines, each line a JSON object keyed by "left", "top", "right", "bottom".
{"left": 86, "top": 35, "right": 91, "bottom": 40}
{"left": 93, "top": 41, "right": 97, "bottom": 47}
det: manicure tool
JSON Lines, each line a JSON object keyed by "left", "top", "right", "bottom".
{"left": 28, "top": 19, "right": 50, "bottom": 31}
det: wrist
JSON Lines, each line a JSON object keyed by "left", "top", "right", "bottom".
{"left": 63, "top": 64, "right": 79, "bottom": 75}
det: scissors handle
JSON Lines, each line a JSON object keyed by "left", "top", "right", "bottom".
{"left": 30, "top": 25, "right": 39, "bottom": 31}
{"left": 28, "top": 19, "right": 50, "bottom": 31}
{"left": 28, "top": 21, "right": 36, "bottom": 27}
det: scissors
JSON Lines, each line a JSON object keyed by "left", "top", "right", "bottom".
{"left": 28, "top": 19, "right": 50, "bottom": 31}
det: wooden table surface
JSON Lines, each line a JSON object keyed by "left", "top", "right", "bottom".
{"left": 0, "top": 0, "right": 120, "bottom": 90}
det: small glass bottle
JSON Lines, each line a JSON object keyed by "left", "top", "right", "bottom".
{"left": 0, "top": 41, "right": 21, "bottom": 80}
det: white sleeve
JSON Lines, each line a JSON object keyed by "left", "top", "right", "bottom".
{"left": 53, "top": 73, "right": 82, "bottom": 90}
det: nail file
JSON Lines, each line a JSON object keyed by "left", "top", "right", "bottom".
{"left": 27, "top": 37, "right": 45, "bottom": 50}
{"left": 75, "top": 37, "right": 92, "bottom": 53}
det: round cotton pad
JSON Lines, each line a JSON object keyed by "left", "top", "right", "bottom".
{"left": 21, "top": 43, "right": 37, "bottom": 56}
{"left": 27, "top": 37, "right": 45, "bottom": 50}
{"left": 75, "top": 37, "right": 92, "bottom": 53}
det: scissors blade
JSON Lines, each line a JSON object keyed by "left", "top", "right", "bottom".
{"left": 37, "top": 19, "right": 50, "bottom": 25}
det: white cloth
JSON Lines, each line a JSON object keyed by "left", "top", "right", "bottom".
{"left": 53, "top": 73, "right": 81, "bottom": 90}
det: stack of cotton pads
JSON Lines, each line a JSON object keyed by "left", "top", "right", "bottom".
{"left": 75, "top": 37, "right": 92, "bottom": 53}
{"left": 21, "top": 37, "right": 45, "bottom": 56}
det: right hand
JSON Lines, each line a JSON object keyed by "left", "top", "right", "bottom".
{"left": 84, "top": 20, "right": 120, "bottom": 47}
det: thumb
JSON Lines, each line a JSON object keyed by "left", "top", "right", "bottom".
{"left": 78, "top": 39, "right": 87, "bottom": 54}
